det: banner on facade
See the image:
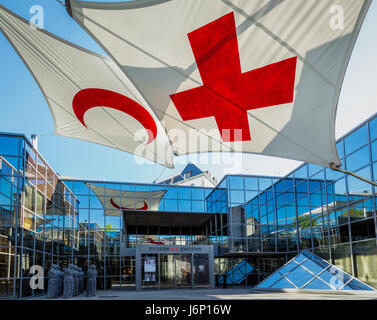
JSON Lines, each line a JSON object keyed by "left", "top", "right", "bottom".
{"left": 87, "top": 183, "right": 167, "bottom": 214}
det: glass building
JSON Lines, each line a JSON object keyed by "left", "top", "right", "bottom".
{"left": 1, "top": 111, "right": 377, "bottom": 298}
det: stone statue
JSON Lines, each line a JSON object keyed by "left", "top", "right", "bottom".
{"left": 78, "top": 267, "right": 84, "bottom": 294}
{"left": 86, "top": 265, "right": 97, "bottom": 297}
{"left": 73, "top": 265, "right": 78, "bottom": 296}
{"left": 47, "top": 264, "right": 58, "bottom": 299}
{"left": 60, "top": 268, "right": 65, "bottom": 296}
{"left": 63, "top": 264, "right": 74, "bottom": 299}
{"left": 75, "top": 266, "right": 80, "bottom": 295}
{"left": 54, "top": 265, "right": 62, "bottom": 297}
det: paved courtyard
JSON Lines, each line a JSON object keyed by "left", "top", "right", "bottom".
{"left": 44, "top": 288, "right": 377, "bottom": 300}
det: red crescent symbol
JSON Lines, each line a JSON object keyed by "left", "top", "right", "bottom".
{"left": 110, "top": 198, "right": 148, "bottom": 210}
{"left": 72, "top": 88, "right": 157, "bottom": 144}
{"left": 147, "top": 238, "right": 165, "bottom": 245}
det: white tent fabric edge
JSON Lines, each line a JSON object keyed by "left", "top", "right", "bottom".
{"left": 0, "top": 4, "right": 175, "bottom": 168}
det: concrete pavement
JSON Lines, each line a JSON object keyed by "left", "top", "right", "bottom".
{"left": 44, "top": 288, "right": 377, "bottom": 300}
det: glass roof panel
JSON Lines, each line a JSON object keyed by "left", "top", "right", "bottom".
{"left": 255, "top": 250, "right": 375, "bottom": 291}
{"left": 285, "top": 265, "right": 315, "bottom": 288}
{"left": 293, "top": 252, "right": 310, "bottom": 264}
{"left": 303, "top": 277, "right": 332, "bottom": 290}
{"left": 342, "top": 279, "right": 374, "bottom": 291}
{"left": 301, "top": 258, "right": 326, "bottom": 275}
{"left": 308, "top": 254, "right": 330, "bottom": 270}
{"left": 271, "top": 277, "right": 296, "bottom": 289}
{"left": 301, "top": 250, "right": 313, "bottom": 258}
{"left": 327, "top": 266, "right": 352, "bottom": 284}
{"left": 256, "top": 272, "right": 282, "bottom": 289}
{"left": 278, "top": 260, "right": 299, "bottom": 276}
{"left": 317, "top": 268, "right": 335, "bottom": 285}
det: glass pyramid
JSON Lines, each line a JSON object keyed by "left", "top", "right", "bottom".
{"left": 255, "top": 250, "right": 375, "bottom": 291}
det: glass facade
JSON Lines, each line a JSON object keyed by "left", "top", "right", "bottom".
{"left": 0, "top": 112, "right": 377, "bottom": 298}
{"left": 207, "top": 113, "right": 377, "bottom": 287}
{"left": 0, "top": 134, "right": 215, "bottom": 297}
{"left": 62, "top": 180, "right": 213, "bottom": 292}
{"left": 0, "top": 134, "right": 78, "bottom": 298}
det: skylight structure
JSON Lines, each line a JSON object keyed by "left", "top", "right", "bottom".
{"left": 218, "top": 260, "right": 254, "bottom": 285}
{"left": 255, "top": 250, "right": 375, "bottom": 291}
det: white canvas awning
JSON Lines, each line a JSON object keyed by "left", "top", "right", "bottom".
{"left": 0, "top": 5, "right": 174, "bottom": 168}
{"left": 67, "top": 0, "right": 372, "bottom": 167}
{"left": 87, "top": 183, "right": 167, "bottom": 215}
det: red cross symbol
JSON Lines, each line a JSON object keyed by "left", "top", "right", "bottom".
{"left": 170, "top": 12, "right": 297, "bottom": 142}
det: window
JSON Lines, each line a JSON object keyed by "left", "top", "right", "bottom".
{"left": 244, "top": 177, "right": 258, "bottom": 190}
{"left": 0, "top": 136, "right": 19, "bottom": 156}
{"left": 347, "top": 167, "right": 372, "bottom": 194}
{"left": 344, "top": 125, "right": 368, "bottom": 155}
{"left": 36, "top": 191, "right": 45, "bottom": 216}
{"left": 24, "top": 183, "right": 35, "bottom": 212}
{"left": 178, "top": 187, "right": 191, "bottom": 200}
{"left": 346, "top": 145, "right": 370, "bottom": 172}
{"left": 229, "top": 176, "right": 244, "bottom": 190}
{"left": 353, "top": 240, "right": 377, "bottom": 288}
{"left": 230, "top": 190, "right": 244, "bottom": 204}
{"left": 294, "top": 165, "right": 308, "bottom": 179}
{"left": 258, "top": 178, "right": 272, "bottom": 192}
{"left": 369, "top": 117, "right": 377, "bottom": 141}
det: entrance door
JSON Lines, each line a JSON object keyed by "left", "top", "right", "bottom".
{"left": 193, "top": 254, "right": 210, "bottom": 287}
{"left": 175, "top": 254, "right": 191, "bottom": 288}
{"left": 160, "top": 255, "right": 175, "bottom": 289}
{"left": 159, "top": 254, "right": 192, "bottom": 288}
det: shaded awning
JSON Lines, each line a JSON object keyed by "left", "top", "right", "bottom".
{"left": 1, "top": 1, "right": 372, "bottom": 168}
{"left": 0, "top": 5, "right": 173, "bottom": 168}
{"left": 122, "top": 210, "right": 218, "bottom": 236}
{"left": 123, "top": 210, "right": 212, "bottom": 228}
{"left": 67, "top": 0, "right": 371, "bottom": 167}
{"left": 87, "top": 183, "right": 167, "bottom": 215}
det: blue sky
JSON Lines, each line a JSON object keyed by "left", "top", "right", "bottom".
{"left": 0, "top": 0, "right": 377, "bottom": 183}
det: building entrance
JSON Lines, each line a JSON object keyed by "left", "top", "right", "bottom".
{"left": 133, "top": 245, "right": 214, "bottom": 291}
{"left": 160, "top": 254, "right": 192, "bottom": 289}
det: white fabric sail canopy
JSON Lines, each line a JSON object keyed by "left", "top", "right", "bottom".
{"left": 87, "top": 183, "right": 167, "bottom": 215}
{"left": 0, "top": 5, "right": 174, "bottom": 168}
{"left": 68, "top": 0, "right": 371, "bottom": 167}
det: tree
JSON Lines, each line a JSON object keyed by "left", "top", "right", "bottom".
{"left": 292, "top": 215, "right": 318, "bottom": 229}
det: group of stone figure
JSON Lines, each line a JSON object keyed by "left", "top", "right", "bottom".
{"left": 47, "top": 264, "right": 97, "bottom": 299}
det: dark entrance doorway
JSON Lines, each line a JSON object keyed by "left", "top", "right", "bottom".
{"left": 159, "top": 254, "right": 192, "bottom": 289}
{"left": 134, "top": 245, "right": 214, "bottom": 290}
